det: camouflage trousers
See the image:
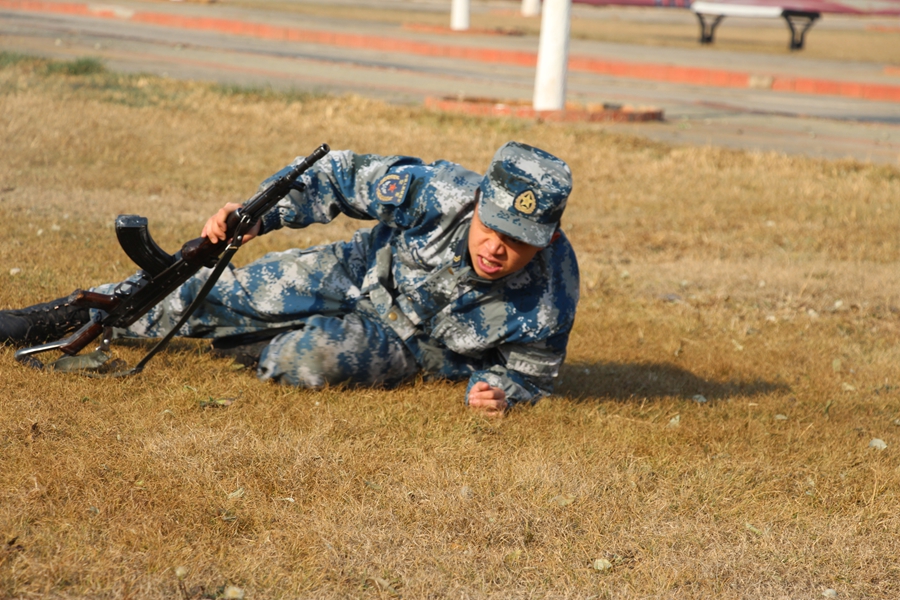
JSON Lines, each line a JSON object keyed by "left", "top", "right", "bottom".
{"left": 94, "top": 240, "right": 420, "bottom": 389}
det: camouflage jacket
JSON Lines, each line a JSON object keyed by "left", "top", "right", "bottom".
{"left": 257, "top": 151, "right": 580, "bottom": 405}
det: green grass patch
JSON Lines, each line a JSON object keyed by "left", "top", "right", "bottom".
{"left": 44, "top": 56, "right": 106, "bottom": 76}
{"left": 211, "top": 82, "right": 327, "bottom": 103}
{"left": 0, "top": 51, "right": 36, "bottom": 69}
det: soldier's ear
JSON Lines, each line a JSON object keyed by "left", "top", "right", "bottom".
{"left": 550, "top": 228, "right": 561, "bottom": 244}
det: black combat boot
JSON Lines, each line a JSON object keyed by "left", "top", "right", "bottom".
{"left": 0, "top": 293, "right": 91, "bottom": 346}
{"left": 208, "top": 326, "right": 298, "bottom": 368}
{"left": 209, "top": 338, "right": 269, "bottom": 368}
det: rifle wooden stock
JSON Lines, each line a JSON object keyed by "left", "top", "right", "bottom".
{"left": 180, "top": 235, "right": 229, "bottom": 266}
{"left": 70, "top": 290, "right": 121, "bottom": 312}
{"left": 59, "top": 321, "right": 106, "bottom": 355}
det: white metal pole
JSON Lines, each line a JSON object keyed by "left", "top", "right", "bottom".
{"left": 451, "top": 0, "right": 470, "bottom": 31}
{"left": 522, "top": 0, "right": 541, "bottom": 17}
{"left": 533, "top": 0, "right": 571, "bottom": 111}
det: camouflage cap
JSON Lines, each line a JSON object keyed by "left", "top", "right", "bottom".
{"left": 477, "top": 141, "right": 572, "bottom": 248}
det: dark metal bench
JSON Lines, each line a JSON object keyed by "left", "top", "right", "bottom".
{"left": 690, "top": 1, "right": 821, "bottom": 50}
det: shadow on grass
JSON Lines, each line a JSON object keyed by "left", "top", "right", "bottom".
{"left": 41, "top": 340, "right": 789, "bottom": 403}
{"left": 557, "top": 361, "right": 789, "bottom": 402}
{"left": 112, "top": 337, "right": 208, "bottom": 353}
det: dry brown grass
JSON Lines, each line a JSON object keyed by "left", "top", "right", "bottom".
{"left": 227, "top": 0, "right": 900, "bottom": 64}
{"left": 2, "top": 54, "right": 900, "bottom": 599}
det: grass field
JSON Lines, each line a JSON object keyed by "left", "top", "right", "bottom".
{"left": 2, "top": 53, "right": 900, "bottom": 598}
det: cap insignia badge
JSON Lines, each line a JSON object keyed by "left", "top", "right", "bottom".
{"left": 513, "top": 190, "right": 537, "bottom": 215}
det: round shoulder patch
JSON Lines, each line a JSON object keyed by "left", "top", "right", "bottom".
{"left": 375, "top": 173, "right": 411, "bottom": 206}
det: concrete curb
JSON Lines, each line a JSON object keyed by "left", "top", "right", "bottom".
{"left": 401, "top": 23, "right": 525, "bottom": 37}
{"left": 2, "top": 0, "right": 898, "bottom": 103}
{"left": 425, "top": 96, "right": 664, "bottom": 122}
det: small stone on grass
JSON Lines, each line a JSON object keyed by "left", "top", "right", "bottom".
{"left": 551, "top": 494, "right": 575, "bottom": 507}
{"left": 223, "top": 585, "right": 245, "bottom": 600}
{"left": 744, "top": 523, "right": 764, "bottom": 536}
{"left": 869, "top": 438, "right": 887, "bottom": 451}
{"left": 592, "top": 558, "right": 613, "bottom": 572}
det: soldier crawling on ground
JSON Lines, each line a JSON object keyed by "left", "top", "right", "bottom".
{"left": 0, "top": 142, "right": 579, "bottom": 416}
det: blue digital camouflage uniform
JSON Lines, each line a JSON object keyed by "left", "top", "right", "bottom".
{"left": 101, "top": 142, "right": 580, "bottom": 405}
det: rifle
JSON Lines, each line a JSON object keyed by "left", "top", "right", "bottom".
{"left": 16, "top": 143, "right": 331, "bottom": 375}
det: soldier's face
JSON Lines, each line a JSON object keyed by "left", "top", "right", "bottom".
{"left": 468, "top": 206, "right": 542, "bottom": 280}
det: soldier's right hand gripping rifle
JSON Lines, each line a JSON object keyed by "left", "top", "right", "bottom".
{"left": 15, "top": 143, "right": 331, "bottom": 376}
